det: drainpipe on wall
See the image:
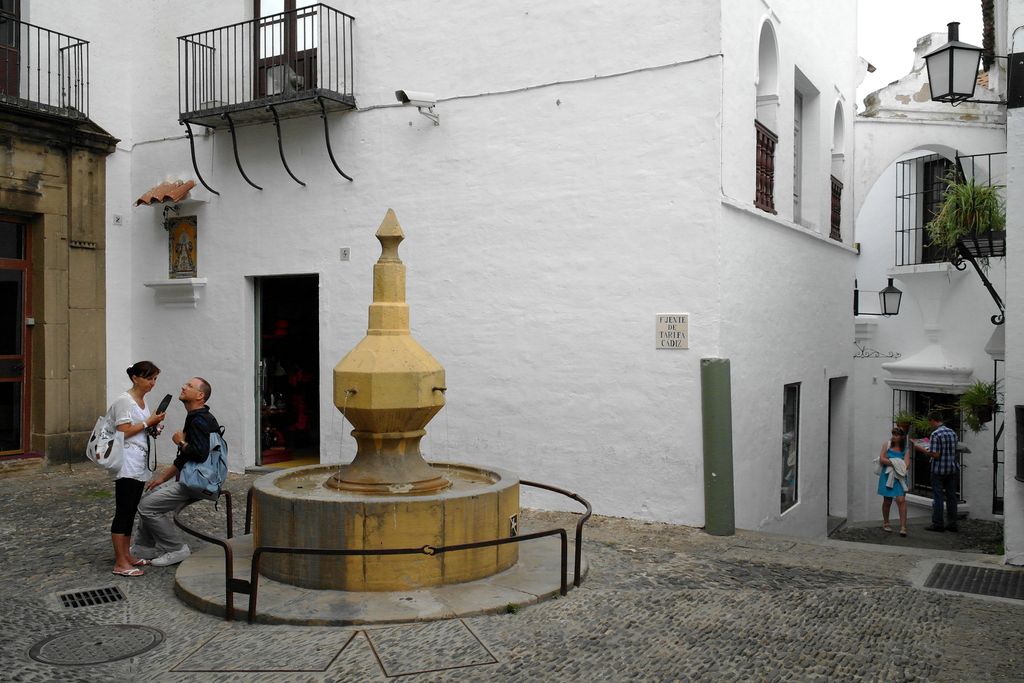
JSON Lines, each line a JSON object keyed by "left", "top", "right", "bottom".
{"left": 702, "top": 357, "right": 735, "bottom": 535}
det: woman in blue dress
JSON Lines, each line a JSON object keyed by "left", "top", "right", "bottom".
{"left": 878, "top": 427, "right": 910, "bottom": 536}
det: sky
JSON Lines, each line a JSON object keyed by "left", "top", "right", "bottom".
{"left": 857, "top": 0, "right": 983, "bottom": 109}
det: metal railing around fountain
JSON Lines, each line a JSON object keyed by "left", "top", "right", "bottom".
{"left": 174, "top": 481, "right": 591, "bottom": 623}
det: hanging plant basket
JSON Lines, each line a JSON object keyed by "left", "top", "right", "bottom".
{"left": 926, "top": 173, "right": 1006, "bottom": 263}
{"left": 957, "top": 229, "right": 1006, "bottom": 259}
{"left": 958, "top": 380, "right": 999, "bottom": 433}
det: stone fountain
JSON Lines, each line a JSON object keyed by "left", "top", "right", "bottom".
{"left": 174, "top": 210, "right": 584, "bottom": 624}
{"left": 249, "top": 210, "right": 520, "bottom": 591}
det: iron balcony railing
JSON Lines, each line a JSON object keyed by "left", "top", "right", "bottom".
{"left": 0, "top": 16, "right": 88, "bottom": 119}
{"left": 178, "top": 4, "right": 355, "bottom": 126}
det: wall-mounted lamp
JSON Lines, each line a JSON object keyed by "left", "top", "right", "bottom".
{"left": 924, "top": 21, "right": 1024, "bottom": 108}
{"left": 395, "top": 90, "right": 439, "bottom": 126}
{"left": 854, "top": 278, "right": 903, "bottom": 317}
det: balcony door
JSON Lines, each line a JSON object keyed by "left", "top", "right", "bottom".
{"left": 0, "top": 0, "right": 19, "bottom": 98}
{"left": 0, "top": 218, "right": 29, "bottom": 456}
{"left": 255, "top": 0, "right": 319, "bottom": 99}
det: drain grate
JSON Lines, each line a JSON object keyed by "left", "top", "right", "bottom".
{"left": 29, "top": 625, "right": 165, "bottom": 666}
{"left": 925, "top": 563, "right": 1024, "bottom": 600}
{"left": 58, "top": 586, "right": 125, "bottom": 609}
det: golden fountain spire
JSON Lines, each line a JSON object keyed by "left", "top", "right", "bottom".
{"left": 329, "top": 209, "right": 450, "bottom": 493}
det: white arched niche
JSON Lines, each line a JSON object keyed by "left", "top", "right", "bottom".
{"left": 756, "top": 20, "right": 779, "bottom": 132}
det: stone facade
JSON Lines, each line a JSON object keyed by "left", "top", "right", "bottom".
{"left": 0, "top": 107, "right": 116, "bottom": 464}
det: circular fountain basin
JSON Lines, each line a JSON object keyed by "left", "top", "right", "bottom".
{"left": 252, "top": 463, "right": 520, "bottom": 591}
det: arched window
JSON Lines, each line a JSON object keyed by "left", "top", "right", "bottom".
{"left": 755, "top": 21, "right": 779, "bottom": 213}
{"left": 830, "top": 102, "right": 845, "bottom": 240}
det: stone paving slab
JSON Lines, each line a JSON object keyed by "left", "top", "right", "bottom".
{"left": 173, "top": 628, "right": 357, "bottom": 672}
{"left": 2, "top": 465, "right": 1024, "bottom": 681}
{"left": 366, "top": 620, "right": 497, "bottom": 676}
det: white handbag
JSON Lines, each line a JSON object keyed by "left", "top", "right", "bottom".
{"left": 85, "top": 416, "right": 125, "bottom": 474}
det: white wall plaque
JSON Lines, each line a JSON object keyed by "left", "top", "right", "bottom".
{"left": 656, "top": 314, "right": 688, "bottom": 349}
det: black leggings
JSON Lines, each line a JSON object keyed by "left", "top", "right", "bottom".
{"left": 110, "top": 478, "right": 145, "bottom": 535}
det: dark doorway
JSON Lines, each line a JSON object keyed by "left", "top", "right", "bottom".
{"left": 827, "top": 376, "right": 848, "bottom": 535}
{"left": 256, "top": 275, "right": 319, "bottom": 465}
{"left": 0, "top": 217, "right": 29, "bottom": 457}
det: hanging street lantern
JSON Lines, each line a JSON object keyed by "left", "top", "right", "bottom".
{"left": 924, "top": 22, "right": 985, "bottom": 104}
{"left": 854, "top": 278, "right": 903, "bottom": 317}
{"left": 878, "top": 278, "right": 903, "bottom": 316}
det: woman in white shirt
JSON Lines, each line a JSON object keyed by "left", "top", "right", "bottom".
{"left": 108, "top": 361, "right": 166, "bottom": 576}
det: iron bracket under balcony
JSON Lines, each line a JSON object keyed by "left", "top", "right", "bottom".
{"left": 177, "top": 4, "right": 356, "bottom": 192}
{"left": 952, "top": 230, "right": 1006, "bottom": 326}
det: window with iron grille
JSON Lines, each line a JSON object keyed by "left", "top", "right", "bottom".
{"left": 781, "top": 383, "right": 800, "bottom": 512}
{"left": 755, "top": 120, "right": 778, "bottom": 214}
{"left": 891, "top": 389, "right": 964, "bottom": 500}
{"left": 894, "top": 154, "right": 952, "bottom": 266}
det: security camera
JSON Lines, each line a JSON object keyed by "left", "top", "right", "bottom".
{"left": 395, "top": 90, "right": 439, "bottom": 125}
{"left": 395, "top": 90, "right": 437, "bottom": 108}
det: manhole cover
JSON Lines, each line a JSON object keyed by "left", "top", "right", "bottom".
{"left": 29, "top": 625, "right": 165, "bottom": 665}
{"left": 925, "top": 563, "right": 1024, "bottom": 600}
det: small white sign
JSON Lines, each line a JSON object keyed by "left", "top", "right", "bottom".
{"left": 656, "top": 314, "right": 688, "bottom": 349}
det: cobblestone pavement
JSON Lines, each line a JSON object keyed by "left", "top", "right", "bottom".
{"left": 2, "top": 465, "right": 1023, "bottom": 681}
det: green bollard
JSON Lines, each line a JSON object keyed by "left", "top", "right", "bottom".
{"left": 701, "top": 357, "right": 735, "bottom": 536}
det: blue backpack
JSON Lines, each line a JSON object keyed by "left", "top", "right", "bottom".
{"left": 180, "top": 425, "right": 228, "bottom": 499}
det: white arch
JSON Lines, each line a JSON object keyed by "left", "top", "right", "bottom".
{"left": 852, "top": 119, "right": 1003, "bottom": 222}
{"left": 756, "top": 20, "right": 779, "bottom": 131}
{"left": 832, "top": 101, "right": 845, "bottom": 152}
{"left": 756, "top": 21, "right": 778, "bottom": 97}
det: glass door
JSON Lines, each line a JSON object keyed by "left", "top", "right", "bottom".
{"left": 0, "top": 1, "right": 19, "bottom": 100}
{"left": 0, "top": 218, "right": 29, "bottom": 456}
{"left": 255, "top": 0, "right": 319, "bottom": 98}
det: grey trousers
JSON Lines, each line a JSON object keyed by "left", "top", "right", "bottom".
{"left": 134, "top": 481, "right": 199, "bottom": 552}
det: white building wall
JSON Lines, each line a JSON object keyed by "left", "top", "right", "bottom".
{"left": 719, "top": 204, "right": 856, "bottom": 535}
{"left": 854, "top": 66, "right": 1007, "bottom": 525}
{"left": 718, "top": 0, "right": 860, "bottom": 535}
{"left": 39, "top": 1, "right": 861, "bottom": 535}
{"left": 721, "top": 0, "right": 860, "bottom": 240}
{"left": 1002, "top": 0, "right": 1024, "bottom": 565}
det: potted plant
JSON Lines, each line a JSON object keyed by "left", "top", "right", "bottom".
{"left": 926, "top": 172, "right": 1005, "bottom": 260}
{"left": 958, "top": 380, "right": 998, "bottom": 433}
{"left": 893, "top": 410, "right": 931, "bottom": 438}
{"left": 893, "top": 409, "right": 914, "bottom": 434}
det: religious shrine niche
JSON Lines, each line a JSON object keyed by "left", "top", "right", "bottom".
{"left": 165, "top": 215, "right": 198, "bottom": 278}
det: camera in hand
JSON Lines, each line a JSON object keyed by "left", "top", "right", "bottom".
{"left": 147, "top": 393, "right": 173, "bottom": 437}
{"left": 155, "top": 393, "right": 172, "bottom": 414}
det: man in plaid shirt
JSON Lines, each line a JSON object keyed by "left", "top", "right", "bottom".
{"left": 913, "top": 411, "right": 959, "bottom": 532}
